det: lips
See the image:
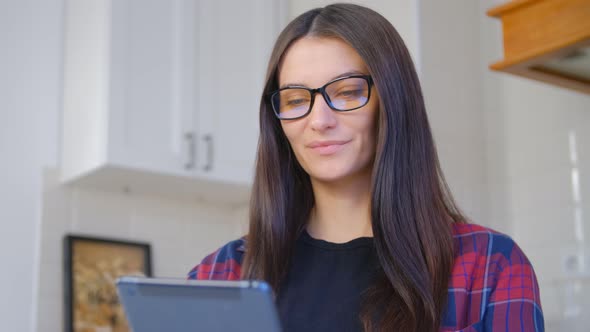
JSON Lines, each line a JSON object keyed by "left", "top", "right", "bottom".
{"left": 307, "top": 140, "right": 350, "bottom": 155}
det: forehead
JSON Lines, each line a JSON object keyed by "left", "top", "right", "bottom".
{"left": 278, "top": 37, "right": 369, "bottom": 88}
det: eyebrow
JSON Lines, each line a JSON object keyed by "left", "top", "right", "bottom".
{"left": 279, "top": 70, "right": 367, "bottom": 89}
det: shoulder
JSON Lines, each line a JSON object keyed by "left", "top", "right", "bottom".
{"left": 451, "top": 222, "right": 520, "bottom": 258}
{"left": 447, "top": 222, "right": 544, "bottom": 330}
{"left": 451, "top": 222, "right": 538, "bottom": 287}
{"left": 187, "top": 236, "right": 246, "bottom": 280}
{"left": 451, "top": 223, "right": 536, "bottom": 276}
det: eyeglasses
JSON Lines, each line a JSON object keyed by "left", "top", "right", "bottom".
{"left": 269, "top": 75, "right": 373, "bottom": 120}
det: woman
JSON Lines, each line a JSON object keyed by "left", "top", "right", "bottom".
{"left": 189, "top": 4, "right": 544, "bottom": 332}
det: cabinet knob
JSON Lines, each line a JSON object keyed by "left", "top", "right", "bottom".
{"left": 184, "top": 132, "right": 196, "bottom": 170}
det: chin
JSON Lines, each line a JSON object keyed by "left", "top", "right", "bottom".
{"left": 306, "top": 165, "right": 356, "bottom": 183}
{"left": 310, "top": 173, "right": 347, "bottom": 183}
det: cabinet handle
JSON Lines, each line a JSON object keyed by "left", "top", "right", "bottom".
{"left": 203, "top": 134, "right": 213, "bottom": 172}
{"left": 184, "top": 132, "right": 196, "bottom": 170}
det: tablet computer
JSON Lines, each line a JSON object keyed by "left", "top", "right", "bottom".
{"left": 116, "top": 276, "right": 282, "bottom": 332}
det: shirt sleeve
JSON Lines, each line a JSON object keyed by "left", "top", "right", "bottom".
{"left": 482, "top": 239, "right": 545, "bottom": 332}
{"left": 187, "top": 239, "right": 244, "bottom": 280}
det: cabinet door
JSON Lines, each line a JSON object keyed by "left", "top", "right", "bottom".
{"left": 196, "top": 0, "right": 283, "bottom": 184}
{"left": 108, "top": 0, "right": 198, "bottom": 177}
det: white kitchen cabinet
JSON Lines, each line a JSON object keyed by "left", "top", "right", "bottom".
{"left": 61, "top": 0, "right": 285, "bottom": 202}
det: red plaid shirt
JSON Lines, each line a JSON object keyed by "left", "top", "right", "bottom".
{"left": 188, "top": 223, "right": 544, "bottom": 331}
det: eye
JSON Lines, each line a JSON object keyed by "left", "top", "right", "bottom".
{"left": 337, "top": 89, "right": 364, "bottom": 98}
{"left": 286, "top": 98, "right": 308, "bottom": 106}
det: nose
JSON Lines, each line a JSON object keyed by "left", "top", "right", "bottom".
{"left": 309, "top": 92, "right": 337, "bottom": 132}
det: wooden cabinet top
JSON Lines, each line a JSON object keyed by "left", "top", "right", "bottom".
{"left": 488, "top": 0, "right": 590, "bottom": 94}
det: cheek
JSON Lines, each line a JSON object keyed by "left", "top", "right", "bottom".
{"left": 281, "top": 123, "right": 304, "bottom": 155}
{"left": 358, "top": 102, "right": 378, "bottom": 136}
{"left": 357, "top": 108, "right": 379, "bottom": 158}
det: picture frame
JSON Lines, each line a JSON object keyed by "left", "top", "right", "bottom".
{"left": 64, "top": 235, "right": 152, "bottom": 332}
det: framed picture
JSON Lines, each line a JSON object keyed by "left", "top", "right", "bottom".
{"left": 64, "top": 235, "right": 152, "bottom": 332}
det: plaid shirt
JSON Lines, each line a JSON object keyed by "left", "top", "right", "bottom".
{"left": 188, "top": 223, "right": 544, "bottom": 331}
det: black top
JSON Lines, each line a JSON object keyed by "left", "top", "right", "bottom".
{"left": 276, "top": 230, "right": 379, "bottom": 332}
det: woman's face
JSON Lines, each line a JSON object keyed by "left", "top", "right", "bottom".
{"left": 277, "top": 37, "right": 379, "bottom": 183}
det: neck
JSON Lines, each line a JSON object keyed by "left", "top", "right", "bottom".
{"left": 307, "top": 170, "right": 373, "bottom": 243}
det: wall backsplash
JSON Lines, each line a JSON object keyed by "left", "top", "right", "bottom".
{"left": 36, "top": 168, "right": 249, "bottom": 331}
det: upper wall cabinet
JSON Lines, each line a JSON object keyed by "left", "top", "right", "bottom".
{"left": 487, "top": 0, "right": 590, "bottom": 94}
{"left": 61, "top": 0, "right": 284, "bottom": 203}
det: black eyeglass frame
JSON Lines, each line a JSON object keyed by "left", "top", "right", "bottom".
{"left": 268, "top": 74, "right": 374, "bottom": 120}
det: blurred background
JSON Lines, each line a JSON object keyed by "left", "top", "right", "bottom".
{"left": 1, "top": 0, "right": 589, "bottom": 331}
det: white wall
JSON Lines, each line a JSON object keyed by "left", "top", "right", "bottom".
{"left": 418, "top": 0, "right": 489, "bottom": 227}
{"left": 497, "top": 79, "right": 590, "bottom": 331}
{"left": 0, "top": 1, "right": 63, "bottom": 331}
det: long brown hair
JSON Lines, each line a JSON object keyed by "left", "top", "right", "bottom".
{"left": 242, "top": 4, "right": 465, "bottom": 331}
